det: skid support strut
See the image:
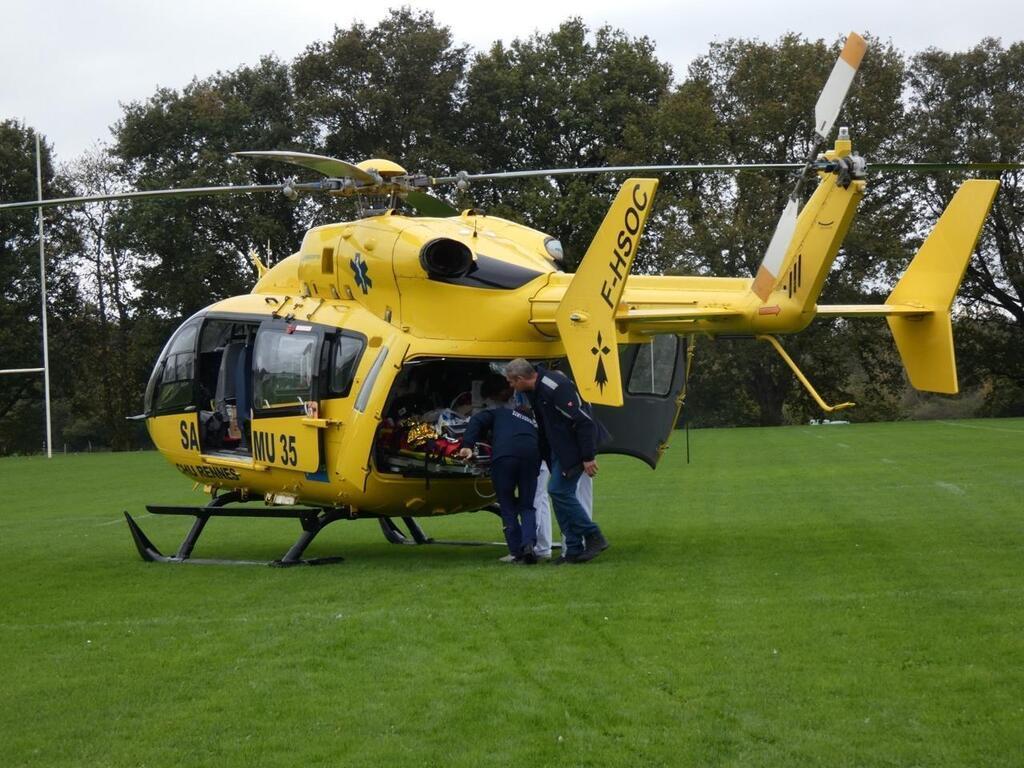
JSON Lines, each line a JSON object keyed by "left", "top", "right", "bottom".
{"left": 756, "top": 334, "right": 856, "bottom": 413}
{"left": 124, "top": 491, "right": 348, "bottom": 566}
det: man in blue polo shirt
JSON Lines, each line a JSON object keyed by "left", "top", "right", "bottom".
{"left": 458, "top": 399, "right": 542, "bottom": 564}
{"left": 503, "top": 358, "right": 609, "bottom": 564}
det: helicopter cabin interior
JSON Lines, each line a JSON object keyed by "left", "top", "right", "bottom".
{"left": 375, "top": 357, "right": 515, "bottom": 477}
{"left": 196, "top": 319, "right": 259, "bottom": 455}
{"left": 145, "top": 312, "right": 686, "bottom": 475}
{"left": 372, "top": 333, "right": 685, "bottom": 477}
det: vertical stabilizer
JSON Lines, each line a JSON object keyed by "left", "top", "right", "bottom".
{"left": 751, "top": 171, "right": 865, "bottom": 314}
{"left": 886, "top": 179, "right": 999, "bottom": 393}
{"left": 555, "top": 179, "right": 659, "bottom": 406}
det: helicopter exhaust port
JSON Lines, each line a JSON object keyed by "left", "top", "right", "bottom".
{"left": 420, "top": 238, "right": 473, "bottom": 278}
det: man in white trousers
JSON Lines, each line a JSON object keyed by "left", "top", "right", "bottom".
{"left": 532, "top": 461, "right": 592, "bottom": 559}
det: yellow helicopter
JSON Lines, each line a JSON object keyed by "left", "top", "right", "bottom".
{"left": 3, "top": 33, "right": 1018, "bottom": 565}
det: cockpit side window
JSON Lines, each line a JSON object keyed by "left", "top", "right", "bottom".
{"left": 329, "top": 334, "right": 365, "bottom": 397}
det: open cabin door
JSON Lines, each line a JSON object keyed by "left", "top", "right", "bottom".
{"left": 566, "top": 334, "right": 686, "bottom": 469}
{"left": 249, "top": 320, "right": 324, "bottom": 473}
{"left": 192, "top": 316, "right": 259, "bottom": 460}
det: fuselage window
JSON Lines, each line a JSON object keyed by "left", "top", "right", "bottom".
{"left": 330, "top": 335, "right": 365, "bottom": 397}
{"left": 254, "top": 331, "right": 317, "bottom": 409}
{"left": 627, "top": 334, "right": 678, "bottom": 397}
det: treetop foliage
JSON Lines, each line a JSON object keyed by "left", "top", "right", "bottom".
{"left": 1, "top": 12, "right": 1021, "bottom": 452}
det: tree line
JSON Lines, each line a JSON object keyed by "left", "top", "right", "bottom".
{"left": 1, "top": 9, "right": 1022, "bottom": 454}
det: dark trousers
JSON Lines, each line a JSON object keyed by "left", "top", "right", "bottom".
{"left": 548, "top": 457, "right": 601, "bottom": 557}
{"left": 491, "top": 455, "right": 540, "bottom": 556}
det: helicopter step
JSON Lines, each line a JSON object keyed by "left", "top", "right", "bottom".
{"left": 124, "top": 490, "right": 347, "bottom": 566}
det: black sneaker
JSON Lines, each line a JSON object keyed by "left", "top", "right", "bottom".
{"left": 551, "top": 552, "right": 585, "bottom": 565}
{"left": 578, "top": 532, "right": 609, "bottom": 562}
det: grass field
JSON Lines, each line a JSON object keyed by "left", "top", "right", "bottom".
{"left": 1, "top": 419, "right": 1022, "bottom": 767}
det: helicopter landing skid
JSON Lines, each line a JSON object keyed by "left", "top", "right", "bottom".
{"left": 124, "top": 491, "right": 347, "bottom": 567}
{"left": 378, "top": 516, "right": 504, "bottom": 547}
{"left": 377, "top": 507, "right": 550, "bottom": 549}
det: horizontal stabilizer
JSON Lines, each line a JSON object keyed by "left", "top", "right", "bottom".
{"left": 616, "top": 306, "right": 744, "bottom": 323}
{"left": 816, "top": 304, "right": 931, "bottom": 318}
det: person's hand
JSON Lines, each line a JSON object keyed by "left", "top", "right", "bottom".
{"left": 583, "top": 459, "right": 598, "bottom": 477}
{"left": 457, "top": 447, "right": 474, "bottom": 460}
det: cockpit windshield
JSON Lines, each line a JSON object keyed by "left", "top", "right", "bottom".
{"left": 144, "top": 314, "right": 202, "bottom": 415}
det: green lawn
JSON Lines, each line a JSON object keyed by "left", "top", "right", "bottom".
{"left": 1, "top": 419, "right": 1022, "bottom": 767}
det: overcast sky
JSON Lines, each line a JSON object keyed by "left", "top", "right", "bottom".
{"left": 3, "top": 0, "right": 1022, "bottom": 162}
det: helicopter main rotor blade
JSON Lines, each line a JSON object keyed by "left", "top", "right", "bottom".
{"left": 815, "top": 32, "right": 867, "bottom": 140}
{"left": 234, "top": 151, "right": 377, "bottom": 184}
{"left": 431, "top": 163, "right": 802, "bottom": 184}
{"left": 405, "top": 190, "right": 459, "bottom": 217}
{"left": 867, "top": 161, "right": 1024, "bottom": 172}
{"left": 432, "top": 159, "right": 1024, "bottom": 187}
{"left": 6, "top": 162, "right": 1017, "bottom": 215}
{"left": 0, "top": 184, "right": 285, "bottom": 212}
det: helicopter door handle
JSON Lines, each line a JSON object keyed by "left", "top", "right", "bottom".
{"left": 301, "top": 417, "right": 342, "bottom": 429}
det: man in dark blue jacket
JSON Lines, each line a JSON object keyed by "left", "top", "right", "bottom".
{"left": 458, "top": 403, "right": 541, "bottom": 564}
{"left": 504, "top": 358, "right": 609, "bottom": 564}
